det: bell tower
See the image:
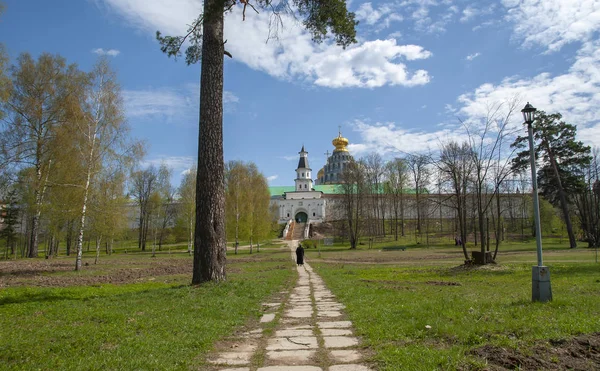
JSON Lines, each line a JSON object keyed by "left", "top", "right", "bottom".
{"left": 295, "top": 145, "right": 313, "bottom": 191}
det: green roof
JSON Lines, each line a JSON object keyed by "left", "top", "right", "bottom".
{"left": 269, "top": 184, "right": 423, "bottom": 197}
{"left": 268, "top": 185, "right": 343, "bottom": 197}
{"left": 314, "top": 185, "right": 343, "bottom": 194}
{"left": 269, "top": 186, "right": 295, "bottom": 197}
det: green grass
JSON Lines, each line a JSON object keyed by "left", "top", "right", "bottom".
{"left": 311, "top": 259, "right": 600, "bottom": 370}
{"left": 0, "top": 250, "right": 295, "bottom": 370}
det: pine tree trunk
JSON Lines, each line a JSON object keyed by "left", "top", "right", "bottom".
{"left": 547, "top": 148, "right": 577, "bottom": 248}
{"left": 192, "top": 0, "right": 226, "bottom": 284}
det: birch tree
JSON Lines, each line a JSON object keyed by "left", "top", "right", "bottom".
{"left": 225, "top": 161, "right": 249, "bottom": 254}
{"left": 178, "top": 167, "right": 196, "bottom": 255}
{"left": 70, "top": 58, "right": 131, "bottom": 271}
{"left": 0, "top": 53, "right": 83, "bottom": 257}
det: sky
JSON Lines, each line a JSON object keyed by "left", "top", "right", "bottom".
{"left": 1, "top": 0, "right": 599, "bottom": 187}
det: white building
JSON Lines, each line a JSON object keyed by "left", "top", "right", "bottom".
{"left": 273, "top": 145, "right": 327, "bottom": 224}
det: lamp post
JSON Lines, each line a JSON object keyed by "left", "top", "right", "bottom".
{"left": 522, "top": 102, "right": 552, "bottom": 302}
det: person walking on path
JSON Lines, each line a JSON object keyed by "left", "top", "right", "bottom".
{"left": 295, "top": 243, "right": 305, "bottom": 266}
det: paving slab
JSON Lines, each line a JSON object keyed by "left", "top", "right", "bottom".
{"left": 287, "top": 305, "right": 313, "bottom": 311}
{"left": 323, "top": 336, "right": 359, "bottom": 348}
{"left": 267, "top": 349, "right": 316, "bottom": 363}
{"left": 317, "top": 310, "right": 342, "bottom": 318}
{"left": 285, "top": 310, "right": 312, "bottom": 318}
{"left": 257, "top": 366, "right": 322, "bottom": 371}
{"left": 208, "top": 351, "right": 253, "bottom": 365}
{"left": 329, "top": 365, "right": 372, "bottom": 371}
{"left": 320, "top": 328, "right": 353, "bottom": 336}
{"left": 317, "top": 321, "right": 352, "bottom": 329}
{"left": 329, "top": 350, "right": 362, "bottom": 363}
{"left": 261, "top": 313, "right": 276, "bottom": 323}
{"left": 266, "top": 336, "right": 319, "bottom": 350}
{"left": 275, "top": 329, "right": 314, "bottom": 337}
{"left": 218, "top": 368, "right": 250, "bottom": 371}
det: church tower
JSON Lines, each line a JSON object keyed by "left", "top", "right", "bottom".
{"left": 317, "top": 129, "right": 353, "bottom": 184}
{"left": 295, "top": 145, "right": 313, "bottom": 191}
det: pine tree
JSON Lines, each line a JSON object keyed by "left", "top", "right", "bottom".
{"left": 157, "top": 0, "right": 357, "bottom": 284}
{"left": 511, "top": 111, "right": 591, "bottom": 249}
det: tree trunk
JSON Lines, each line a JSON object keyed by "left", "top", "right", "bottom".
{"left": 75, "top": 160, "right": 94, "bottom": 271}
{"left": 188, "top": 217, "right": 193, "bottom": 256}
{"left": 66, "top": 220, "right": 72, "bottom": 256}
{"left": 547, "top": 147, "right": 577, "bottom": 248}
{"left": 192, "top": 0, "right": 227, "bottom": 284}
{"left": 94, "top": 236, "right": 102, "bottom": 264}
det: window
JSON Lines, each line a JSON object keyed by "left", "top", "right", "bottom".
{"left": 302, "top": 172, "right": 304, "bottom": 177}
{"left": 287, "top": 213, "right": 289, "bottom": 217}
{"left": 313, "top": 212, "right": 316, "bottom": 216}
{"left": 304, "top": 184, "right": 307, "bottom": 189}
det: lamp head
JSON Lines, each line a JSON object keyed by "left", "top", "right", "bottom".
{"left": 521, "top": 102, "right": 537, "bottom": 124}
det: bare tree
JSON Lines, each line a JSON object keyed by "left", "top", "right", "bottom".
{"left": 130, "top": 166, "right": 159, "bottom": 252}
{"left": 436, "top": 141, "right": 474, "bottom": 260}
{"left": 463, "top": 99, "right": 519, "bottom": 263}
{"left": 385, "top": 157, "right": 409, "bottom": 240}
{"left": 407, "top": 154, "right": 431, "bottom": 240}
{"left": 339, "top": 159, "right": 366, "bottom": 249}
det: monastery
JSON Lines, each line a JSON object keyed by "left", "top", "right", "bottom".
{"left": 269, "top": 131, "right": 353, "bottom": 228}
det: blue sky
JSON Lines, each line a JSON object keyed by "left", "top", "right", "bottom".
{"left": 1, "top": 0, "right": 599, "bottom": 187}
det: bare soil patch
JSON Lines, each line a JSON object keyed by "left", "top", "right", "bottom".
{"left": 469, "top": 333, "right": 600, "bottom": 370}
{"left": 0, "top": 257, "right": 192, "bottom": 288}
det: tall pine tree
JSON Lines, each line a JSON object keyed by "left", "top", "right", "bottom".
{"left": 157, "top": 0, "right": 357, "bottom": 283}
{"left": 511, "top": 111, "right": 591, "bottom": 249}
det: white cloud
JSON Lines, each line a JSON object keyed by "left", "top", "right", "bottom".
{"left": 348, "top": 119, "right": 463, "bottom": 157}
{"left": 460, "top": 6, "right": 478, "bottom": 22}
{"left": 98, "top": 0, "right": 431, "bottom": 88}
{"left": 503, "top": 0, "right": 600, "bottom": 52}
{"left": 456, "top": 39, "right": 600, "bottom": 148}
{"left": 311, "top": 40, "right": 432, "bottom": 88}
{"left": 142, "top": 156, "right": 196, "bottom": 172}
{"left": 280, "top": 155, "right": 297, "bottom": 161}
{"left": 92, "top": 48, "right": 120, "bottom": 57}
{"left": 123, "top": 85, "right": 239, "bottom": 119}
{"left": 223, "top": 91, "right": 239, "bottom": 104}
{"left": 387, "top": 31, "right": 402, "bottom": 39}
{"left": 355, "top": 2, "right": 403, "bottom": 30}
{"left": 465, "top": 52, "right": 481, "bottom": 61}
{"left": 267, "top": 175, "right": 279, "bottom": 182}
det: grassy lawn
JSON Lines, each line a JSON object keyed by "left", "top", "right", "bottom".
{"left": 0, "top": 246, "right": 295, "bottom": 370}
{"left": 309, "top": 242, "right": 600, "bottom": 370}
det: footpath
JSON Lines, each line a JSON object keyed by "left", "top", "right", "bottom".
{"left": 207, "top": 240, "right": 373, "bottom": 371}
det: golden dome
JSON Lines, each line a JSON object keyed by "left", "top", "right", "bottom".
{"left": 332, "top": 131, "right": 349, "bottom": 152}
{"left": 317, "top": 168, "right": 324, "bottom": 177}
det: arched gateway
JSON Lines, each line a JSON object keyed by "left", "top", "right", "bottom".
{"left": 295, "top": 212, "right": 308, "bottom": 223}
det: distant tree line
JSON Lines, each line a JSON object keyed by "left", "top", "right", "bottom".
{"left": 0, "top": 50, "right": 275, "bottom": 268}
{"left": 336, "top": 101, "right": 599, "bottom": 264}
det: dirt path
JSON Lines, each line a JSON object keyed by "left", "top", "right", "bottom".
{"left": 207, "top": 240, "right": 372, "bottom": 371}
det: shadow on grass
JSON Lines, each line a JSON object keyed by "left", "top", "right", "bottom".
{"left": 0, "top": 285, "right": 181, "bottom": 306}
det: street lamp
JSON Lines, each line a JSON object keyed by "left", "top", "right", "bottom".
{"left": 522, "top": 102, "right": 552, "bottom": 302}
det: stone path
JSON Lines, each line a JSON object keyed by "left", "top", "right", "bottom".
{"left": 207, "top": 240, "right": 373, "bottom": 371}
